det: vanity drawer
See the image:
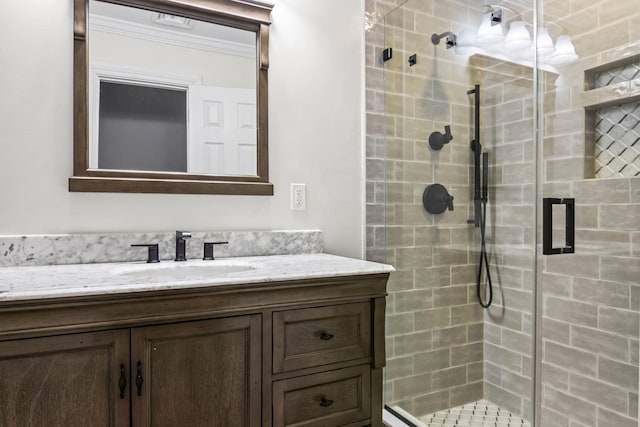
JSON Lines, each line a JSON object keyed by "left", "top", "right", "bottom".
{"left": 273, "top": 303, "right": 371, "bottom": 373}
{"left": 272, "top": 364, "right": 371, "bottom": 427}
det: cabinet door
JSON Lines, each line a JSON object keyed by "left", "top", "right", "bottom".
{"left": 0, "top": 329, "right": 130, "bottom": 427}
{"left": 131, "top": 315, "right": 261, "bottom": 427}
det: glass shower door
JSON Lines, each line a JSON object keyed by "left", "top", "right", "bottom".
{"left": 381, "top": 0, "right": 536, "bottom": 424}
{"left": 536, "top": 0, "right": 640, "bottom": 425}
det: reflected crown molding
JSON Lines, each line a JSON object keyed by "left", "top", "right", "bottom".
{"left": 89, "top": 14, "right": 255, "bottom": 58}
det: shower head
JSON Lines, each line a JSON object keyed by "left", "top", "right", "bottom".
{"left": 431, "top": 32, "right": 457, "bottom": 49}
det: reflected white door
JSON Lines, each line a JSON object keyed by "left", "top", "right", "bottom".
{"left": 188, "top": 86, "right": 257, "bottom": 175}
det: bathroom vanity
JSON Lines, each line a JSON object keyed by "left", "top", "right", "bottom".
{"left": 0, "top": 254, "right": 392, "bottom": 427}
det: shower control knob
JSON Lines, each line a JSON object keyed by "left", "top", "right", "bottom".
{"left": 423, "top": 184, "right": 454, "bottom": 214}
{"left": 428, "top": 125, "right": 453, "bottom": 151}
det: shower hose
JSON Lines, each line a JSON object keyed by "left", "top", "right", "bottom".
{"left": 477, "top": 194, "right": 493, "bottom": 308}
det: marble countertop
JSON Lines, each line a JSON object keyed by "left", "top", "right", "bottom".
{"left": 0, "top": 253, "right": 394, "bottom": 302}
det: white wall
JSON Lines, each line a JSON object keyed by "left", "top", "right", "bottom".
{"left": 0, "top": 0, "right": 365, "bottom": 258}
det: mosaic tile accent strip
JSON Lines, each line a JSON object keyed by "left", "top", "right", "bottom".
{"left": 595, "top": 101, "right": 640, "bottom": 178}
{"left": 595, "top": 60, "right": 640, "bottom": 87}
{"left": 420, "top": 400, "right": 531, "bottom": 427}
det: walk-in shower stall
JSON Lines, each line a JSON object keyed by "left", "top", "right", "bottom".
{"left": 365, "top": 0, "right": 640, "bottom": 425}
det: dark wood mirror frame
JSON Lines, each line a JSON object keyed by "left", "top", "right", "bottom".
{"left": 70, "top": 0, "right": 274, "bottom": 195}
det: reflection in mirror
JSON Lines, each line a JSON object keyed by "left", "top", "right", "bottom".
{"left": 89, "top": 0, "right": 257, "bottom": 176}
{"left": 71, "top": 0, "right": 273, "bottom": 195}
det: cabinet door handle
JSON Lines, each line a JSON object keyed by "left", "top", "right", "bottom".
{"left": 118, "top": 364, "right": 127, "bottom": 399}
{"left": 320, "top": 397, "right": 334, "bottom": 407}
{"left": 319, "top": 332, "right": 334, "bottom": 341}
{"left": 136, "top": 361, "right": 144, "bottom": 396}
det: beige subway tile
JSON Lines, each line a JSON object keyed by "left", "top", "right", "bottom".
{"left": 393, "top": 373, "right": 431, "bottom": 401}
{"left": 598, "top": 306, "right": 639, "bottom": 338}
{"left": 433, "top": 285, "right": 468, "bottom": 308}
{"left": 451, "top": 342, "right": 483, "bottom": 365}
{"left": 600, "top": 256, "right": 640, "bottom": 286}
{"left": 546, "top": 157, "right": 587, "bottom": 181}
{"left": 572, "top": 277, "right": 630, "bottom": 309}
{"left": 388, "top": 269, "right": 415, "bottom": 292}
{"left": 541, "top": 362, "right": 570, "bottom": 391}
{"left": 570, "top": 373, "right": 629, "bottom": 414}
{"left": 414, "top": 348, "right": 451, "bottom": 374}
{"left": 485, "top": 342, "right": 522, "bottom": 372}
{"left": 486, "top": 306, "right": 523, "bottom": 331}
{"left": 394, "top": 331, "right": 433, "bottom": 356}
{"left": 451, "top": 303, "right": 483, "bottom": 325}
{"left": 543, "top": 387, "right": 597, "bottom": 427}
{"left": 413, "top": 389, "right": 449, "bottom": 417}
{"left": 394, "top": 288, "right": 434, "bottom": 312}
{"left": 433, "top": 325, "right": 468, "bottom": 348}
{"left": 599, "top": 204, "right": 640, "bottom": 231}
{"left": 598, "top": 357, "right": 639, "bottom": 391}
{"left": 415, "top": 307, "right": 451, "bottom": 330}
{"left": 571, "top": 325, "right": 629, "bottom": 362}
{"left": 387, "top": 312, "right": 415, "bottom": 336}
{"left": 485, "top": 382, "right": 523, "bottom": 416}
{"left": 414, "top": 265, "right": 450, "bottom": 288}
{"left": 544, "top": 296, "right": 598, "bottom": 327}
{"left": 575, "top": 229, "right": 631, "bottom": 256}
{"left": 467, "top": 361, "right": 483, "bottom": 382}
{"left": 544, "top": 340, "right": 597, "bottom": 379}
{"left": 597, "top": 407, "right": 637, "bottom": 427}
{"left": 449, "top": 381, "right": 483, "bottom": 407}
{"left": 545, "top": 254, "right": 600, "bottom": 279}
{"left": 431, "top": 365, "right": 467, "bottom": 390}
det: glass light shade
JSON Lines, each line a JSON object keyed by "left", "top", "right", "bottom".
{"left": 537, "top": 27, "right": 554, "bottom": 57}
{"left": 549, "top": 35, "right": 578, "bottom": 65}
{"left": 476, "top": 12, "right": 504, "bottom": 45}
{"left": 455, "top": 28, "right": 479, "bottom": 55}
{"left": 504, "top": 21, "right": 531, "bottom": 51}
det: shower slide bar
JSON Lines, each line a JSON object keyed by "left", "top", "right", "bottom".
{"left": 467, "top": 84, "right": 481, "bottom": 228}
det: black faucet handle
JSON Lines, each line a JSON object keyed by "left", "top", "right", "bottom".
{"left": 131, "top": 244, "right": 160, "bottom": 263}
{"left": 203, "top": 241, "right": 229, "bottom": 261}
{"left": 176, "top": 230, "right": 192, "bottom": 240}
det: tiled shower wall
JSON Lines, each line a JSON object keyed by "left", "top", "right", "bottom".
{"left": 365, "top": 0, "right": 538, "bottom": 418}
{"left": 366, "top": 0, "right": 639, "bottom": 424}
{"left": 540, "top": 0, "right": 640, "bottom": 425}
{"left": 366, "top": 0, "right": 486, "bottom": 416}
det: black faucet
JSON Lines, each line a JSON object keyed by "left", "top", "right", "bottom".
{"left": 175, "top": 231, "right": 192, "bottom": 261}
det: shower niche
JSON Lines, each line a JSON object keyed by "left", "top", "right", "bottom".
{"left": 583, "top": 56, "right": 640, "bottom": 178}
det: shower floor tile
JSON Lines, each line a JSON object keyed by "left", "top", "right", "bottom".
{"left": 419, "top": 400, "right": 531, "bottom": 426}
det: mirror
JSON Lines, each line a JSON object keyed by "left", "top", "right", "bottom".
{"left": 71, "top": 0, "right": 273, "bottom": 195}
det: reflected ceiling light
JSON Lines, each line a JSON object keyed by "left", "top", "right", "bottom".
{"left": 537, "top": 27, "right": 555, "bottom": 57}
{"left": 504, "top": 20, "right": 531, "bottom": 51}
{"left": 549, "top": 35, "right": 579, "bottom": 65}
{"left": 453, "top": 7, "right": 579, "bottom": 70}
{"left": 476, "top": 12, "right": 504, "bottom": 45}
{"left": 455, "top": 28, "right": 479, "bottom": 55}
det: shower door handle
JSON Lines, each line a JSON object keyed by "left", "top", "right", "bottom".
{"left": 543, "top": 198, "right": 575, "bottom": 255}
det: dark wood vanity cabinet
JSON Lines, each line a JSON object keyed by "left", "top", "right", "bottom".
{"left": 0, "top": 273, "right": 388, "bottom": 427}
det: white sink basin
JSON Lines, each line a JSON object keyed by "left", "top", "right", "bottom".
{"left": 112, "top": 261, "right": 254, "bottom": 280}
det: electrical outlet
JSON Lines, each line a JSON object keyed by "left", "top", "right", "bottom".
{"left": 291, "top": 183, "right": 306, "bottom": 210}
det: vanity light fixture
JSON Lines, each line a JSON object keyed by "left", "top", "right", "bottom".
{"left": 476, "top": 11, "right": 504, "bottom": 45}
{"left": 504, "top": 20, "right": 531, "bottom": 51}
{"left": 454, "top": 5, "right": 578, "bottom": 68}
{"left": 548, "top": 35, "right": 579, "bottom": 65}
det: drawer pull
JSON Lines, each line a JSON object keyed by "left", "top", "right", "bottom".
{"left": 319, "top": 332, "right": 334, "bottom": 341}
{"left": 320, "top": 397, "right": 334, "bottom": 407}
{"left": 118, "top": 364, "right": 127, "bottom": 399}
{"left": 136, "top": 361, "right": 144, "bottom": 396}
